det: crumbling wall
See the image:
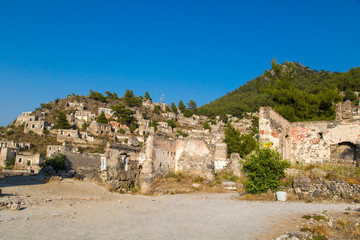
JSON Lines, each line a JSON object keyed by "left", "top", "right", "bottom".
{"left": 259, "top": 106, "right": 360, "bottom": 164}
{"left": 63, "top": 151, "right": 102, "bottom": 178}
{"left": 259, "top": 107, "right": 291, "bottom": 159}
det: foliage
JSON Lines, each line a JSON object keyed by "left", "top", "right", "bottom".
{"left": 166, "top": 119, "right": 176, "bottom": 129}
{"left": 183, "top": 108, "right": 193, "bottom": 118}
{"left": 178, "top": 100, "right": 186, "bottom": 112}
{"left": 220, "top": 114, "right": 228, "bottom": 124}
{"left": 187, "top": 100, "right": 197, "bottom": 112}
{"left": 142, "top": 112, "right": 150, "bottom": 120}
{"left": 170, "top": 102, "right": 178, "bottom": 113}
{"left": 105, "top": 91, "right": 119, "bottom": 99}
{"left": 96, "top": 111, "right": 109, "bottom": 124}
{"left": 41, "top": 103, "right": 52, "bottom": 110}
{"left": 198, "top": 59, "right": 360, "bottom": 121}
{"left": 223, "top": 123, "right": 258, "bottom": 158}
{"left": 144, "top": 91, "right": 152, "bottom": 101}
{"left": 124, "top": 89, "right": 142, "bottom": 107}
{"left": 43, "top": 154, "right": 67, "bottom": 172}
{"left": 242, "top": 148, "right": 291, "bottom": 194}
{"left": 89, "top": 90, "right": 107, "bottom": 102}
{"left": 110, "top": 104, "right": 138, "bottom": 131}
{"left": 5, "top": 157, "right": 15, "bottom": 169}
{"left": 150, "top": 120, "right": 158, "bottom": 132}
{"left": 176, "top": 130, "right": 189, "bottom": 138}
{"left": 203, "top": 121, "right": 211, "bottom": 130}
{"left": 264, "top": 60, "right": 342, "bottom": 121}
{"left": 55, "top": 111, "right": 71, "bottom": 129}
{"left": 153, "top": 105, "right": 161, "bottom": 114}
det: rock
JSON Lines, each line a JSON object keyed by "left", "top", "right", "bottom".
{"left": 10, "top": 203, "right": 20, "bottom": 211}
{"left": 41, "top": 165, "right": 56, "bottom": 175}
{"left": 221, "top": 180, "right": 237, "bottom": 191}
{"left": 294, "top": 187, "right": 302, "bottom": 195}
{"left": 293, "top": 175, "right": 312, "bottom": 192}
{"left": 327, "top": 220, "right": 333, "bottom": 228}
{"left": 192, "top": 183, "right": 201, "bottom": 189}
{"left": 131, "top": 136, "right": 139, "bottom": 147}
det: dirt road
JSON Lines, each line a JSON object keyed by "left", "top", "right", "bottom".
{"left": 0, "top": 175, "right": 356, "bottom": 239}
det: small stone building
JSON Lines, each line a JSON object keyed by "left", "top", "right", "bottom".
{"left": 15, "top": 152, "right": 44, "bottom": 173}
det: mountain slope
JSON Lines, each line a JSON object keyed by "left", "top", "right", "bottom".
{"left": 198, "top": 61, "right": 360, "bottom": 119}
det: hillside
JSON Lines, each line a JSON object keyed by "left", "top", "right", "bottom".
{"left": 198, "top": 60, "right": 360, "bottom": 120}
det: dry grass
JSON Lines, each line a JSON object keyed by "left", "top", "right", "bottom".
{"left": 290, "top": 163, "right": 360, "bottom": 184}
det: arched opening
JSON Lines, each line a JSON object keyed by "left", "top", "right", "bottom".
{"left": 330, "top": 141, "right": 358, "bottom": 164}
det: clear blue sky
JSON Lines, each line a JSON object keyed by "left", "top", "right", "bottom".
{"left": 1, "top": 0, "right": 360, "bottom": 126}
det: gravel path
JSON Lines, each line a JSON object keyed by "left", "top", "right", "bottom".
{"left": 0, "top": 176, "right": 357, "bottom": 239}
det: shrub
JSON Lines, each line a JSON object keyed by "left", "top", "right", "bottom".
{"left": 5, "top": 157, "right": 15, "bottom": 169}
{"left": 242, "top": 148, "right": 291, "bottom": 194}
{"left": 166, "top": 119, "right": 176, "bottom": 129}
{"left": 43, "top": 154, "right": 67, "bottom": 172}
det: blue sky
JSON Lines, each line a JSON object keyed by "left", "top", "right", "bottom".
{"left": 1, "top": 0, "right": 360, "bottom": 126}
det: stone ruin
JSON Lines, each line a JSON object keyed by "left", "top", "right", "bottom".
{"left": 259, "top": 100, "right": 360, "bottom": 165}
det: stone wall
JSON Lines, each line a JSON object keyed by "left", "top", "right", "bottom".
{"left": 259, "top": 104, "right": 360, "bottom": 164}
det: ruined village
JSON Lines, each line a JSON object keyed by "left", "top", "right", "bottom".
{"left": 1, "top": 91, "right": 360, "bottom": 239}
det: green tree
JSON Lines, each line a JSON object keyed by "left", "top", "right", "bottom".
{"left": 105, "top": 91, "right": 113, "bottom": 98}
{"left": 97, "top": 111, "right": 109, "bottom": 124}
{"left": 203, "top": 121, "right": 211, "bottom": 130}
{"left": 183, "top": 108, "right": 193, "bottom": 118}
{"left": 150, "top": 120, "right": 158, "bottom": 132}
{"left": 187, "top": 100, "right": 197, "bottom": 112}
{"left": 178, "top": 100, "right": 186, "bottom": 112}
{"left": 153, "top": 105, "right": 161, "bottom": 114}
{"left": 55, "top": 111, "right": 71, "bottom": 129}
{"left": 171, "top": 102, "right": 178, "bottom": 113}
{"left": 166, "top": 119, "right": 176, "bottom": 129}
{"left": 344, "top": 88, "right": 357, "bottom": 102}
{"left": 124, "top": 89, "right": 142, "bottom": 107}
{"left": 144, "top": 91, "right": 152, "bottom": 102}
{"left": 110, "top": 104, "right": 138, "bottom": 132}
{"left": 89, "top": 90, "right": 107, "bottom": 102}
{"left": 223, "top": 123, "right": 258, "bottom": 158}
{"left": 242, "top": 148, "right": 291, "bottom": 194}
{"left": 43, "top": 154, "right": 67, "bottom": 172}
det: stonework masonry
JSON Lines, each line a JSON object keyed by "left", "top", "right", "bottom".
{"left": 259, "top": 101, "right": 360, "bottom": 164}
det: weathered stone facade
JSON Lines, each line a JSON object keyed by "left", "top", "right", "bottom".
{"left": 15, "top": 152, "right": 44, "bottom": 173}
{"left": 0, "top": 147, "right": 18, "bottom": 167}
{"left": 259, "top": 101, "right": 360, "bottom": 164}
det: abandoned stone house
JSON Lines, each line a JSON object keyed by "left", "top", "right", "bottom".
{"left": 24, "top": 120, "right": 50, "bottom": 135}
{"left": 15, "top": 112, "right": 37, "bottom": 126}
{"left": 15, "top": 152, "right": 44, "bottom": 173}
{"left": 0, "top": 141, "right": 31, "bottom": 150}
{"left": 109, "top": 121, "right": 129, "bottom": 134}
{"left": 57, "top": 129, "right": 94, "bottom": 143}
{"left": 259, "top": 101, "right": 360, "bottom": 165}
{"left": 0, "top": 147, "right": 18, "bottom": 167}
{"left": 100, "top": 133, "right": 228, "bottom": 193}
{"left": 88, "top": 121, "right": 114, "bottom": 136}
{"left": 67, "top": 110, "right": 95, "bottom": 127}
{"left": 66, "top": 101, "right": 84, "bottom": 111}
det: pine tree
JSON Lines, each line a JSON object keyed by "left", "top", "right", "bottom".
{"left": 55, "top": 111, "right": 71, "bottom": 129}
{"left": 178, "top": 100, "right": 186, "bottom": 112}
{"left": 96, "top": 111, "right": 109, "bottom": 124}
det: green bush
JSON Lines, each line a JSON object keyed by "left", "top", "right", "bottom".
{"left": 43, "top": 154, "right": 67, "bottom": 172}
{"left": 242, "top": 148, "right": 290, "bottom": 194}
{"left": 5, "top": 157, "right": 15, "bottom": 169}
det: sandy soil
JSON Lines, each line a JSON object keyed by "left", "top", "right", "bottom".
{"left": 0, "top": 175, "right": 357, "bottom": 240}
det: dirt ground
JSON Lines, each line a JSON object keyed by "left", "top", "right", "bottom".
{"left": 0, "top": 175, "right": 358, "bottom": 240}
